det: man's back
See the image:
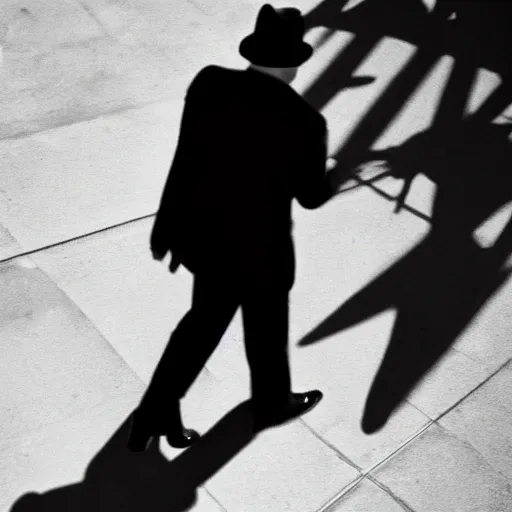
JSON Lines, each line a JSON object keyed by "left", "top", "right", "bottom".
{"left": 153, "top": 64, "right": 331, "bottom": 283}
{"left": 186, "top": 66, "right": 323, "bottom": 222}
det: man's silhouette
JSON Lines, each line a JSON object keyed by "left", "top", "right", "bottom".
{"left": 127, "top": 4, "right": 337, "bottom": 452}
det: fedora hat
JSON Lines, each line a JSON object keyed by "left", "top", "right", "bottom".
{"left": 239, "top": 4, "right": 313, "bottom": 67}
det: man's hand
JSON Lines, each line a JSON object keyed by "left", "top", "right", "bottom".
{"left": 325, "top": 157, "right": 339, "bottom": 195}
{"left": 151, "top": 248, "right": 167, "bottom": 261}
{"left": 169, "top": 252, "right": 182, "bottom": 273}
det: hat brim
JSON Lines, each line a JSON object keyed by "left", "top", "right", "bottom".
{"left": 239, "top": 35, "right": 313, "bottom": 67}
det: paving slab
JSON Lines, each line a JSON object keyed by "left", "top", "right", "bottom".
{"left": 371, "top": 423, "right": 512, "bottom": 512}
{"left": 0, "top": 101, "right": 183, "bottom": 258}
{"left": 30, "top": 218, "right": 193, "bottom": 383}
{"left": 0, "top": 255, "right": 144, "bottom": 510}
{"left": 290, "top": 315, "right": 431, "bottom": 472}
{"left": 450, "top": 272, "right": 512, "bottom": 369}
{"left": 204, "top": 420, "right": 359, "bottom": 512}
{"left": 3, "top": 395, "right": 137, "bottom": 511}
{"left": 5, "top": 0, "right": 102, "bottom": 50}
{"left": 407, "top": 346, "right": 497, "bottom": 420}
{"left": 0, "top": 0, "right": 328, "bottom": 139}
{"left": 0, "top": 256, "right": 143, "bottom": 442}
{"left": 0, "top": 0, "right": 248, "bottom": 139}
{"left": 326, "top": 477, "right": 408, "bottom": 512}
{"left": 6, "top": 402, "right": 228, "bottom": 512}
{"left": 438, "top": 361, "right": 512, "bottom": 483}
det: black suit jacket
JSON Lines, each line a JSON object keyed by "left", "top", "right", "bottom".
{"left": 150, "top": 65, "right": 332, "bottom": 290}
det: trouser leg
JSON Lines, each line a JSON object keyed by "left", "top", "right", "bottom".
{"left": 138, "top": 273, "right": 239, "bottom": 418}
{"left": 241, "top": 288, "right": 292, "bottom": 411}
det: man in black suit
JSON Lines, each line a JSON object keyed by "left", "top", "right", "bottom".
{"left": 128, "top": 4, "right": 337, "bottom": 452}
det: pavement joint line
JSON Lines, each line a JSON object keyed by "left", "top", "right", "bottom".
{"left": 202, "top": 485, "right": 228, "bottom": 512}
{"left": 361, "top": 419, "right": 436, "bottom": 477}
{"left": 348, "top": 357, "right": 512, "bottom": 482}
{"left": 0, "top": 96, "right": 181, "bottom": 142}
{"left": 450, "top": 345, "right": 496, "bottom": 366}
{"left": 77, "top": 0, "right": 110, "bottom": 37}
{"left": 314, "top": 422, "right": 436, "bottom": 512}
{"left": 301, "top": 419, "right": 363, "bottom": 473}
{"left": 314, "top": 474, "right": 366, "bottom": 512}
{"left": 364, "top": 473, "right": 417, "bottom": 512}
{"left": 432, "top": 356, "right": 512, "bottom": 424}
{"left": 0, "top": 212, "right": 156, "bottom": 264}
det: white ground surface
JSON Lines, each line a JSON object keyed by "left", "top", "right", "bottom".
{"left": 2, "top": 1, "right": 512, "bottom": 511}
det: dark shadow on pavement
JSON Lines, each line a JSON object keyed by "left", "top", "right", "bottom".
{"left": 299, "top": 118, "right": 512, "bottom": 433}
{"left": 10, "top": 401, "right": 254, "bottom": 512}
{"left": 10, "top": 2, "right": 512, "bottom": 510}
{"left": 305, "top": 0, "right": 512, "bottom": 185}
{"left": 296, "top": 0, "right": 512, "bottom": 433}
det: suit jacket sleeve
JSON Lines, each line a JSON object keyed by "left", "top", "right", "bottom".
{"left": 294, "top": 116, "right": 333, "bottom": 210}
{"left": 150, "top": 70, "right": 206, "bottom": 254}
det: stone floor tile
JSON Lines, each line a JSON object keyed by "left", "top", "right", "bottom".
{"left": 451, "top": 275, "right": 512, "bottom": 369}
{"left": 371, "top": 423, "right": 512, "bottom": 512}
{"left": 438, "top": 361, "right": 512, "bottom": 482}
{"left": 31, "top": 216, "right": 253, "bottom": 396}
{"left": 0, "top": 1, "right": 247, "bottom": 139}
{"left": 290, "top": 186, "right": 428, "bottom": 343}
{"left": 0, "top": 256, "right": 143, "bottom": 445}
{"left": 407, "top": 347, "right": 494, "bottom": 420}
{"left": 327, "top": 477, "right": 408, "bottom": 512}
{"left": 30, "top": 219, "right": 193, "bottom": 383}
{"left": 4, "top": 395, "right": 227, "bottom": 512}
{"left": 5, "top": 0, "right": 102, "bottom": 50}
{"left": 0, "top": 101, "right": 182, "bottom": 252}
{"left": 0, "top": 38, "right": 188, "bottom": 138}
{"left": 205, "top": 421, "right": 360, "bottom": 512}
{"left": 290, "top": 325, "right": 430, "bottom": 472}
{"left": 0, "top": 1, "right": 21, "bottom": 43}
{"left": 321, "top": 401, "right": 430, "bottom": 473}
{"left": 0, "top": 221, "right": 24, "bottom": 261}
{"left": 1, "top": 390, "right": 138, "bottom": 511}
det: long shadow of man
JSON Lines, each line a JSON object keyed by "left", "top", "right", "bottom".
{"left": 297, "top": 0, "right": 512, "bottom": 433}
{"left": 299, "top": 117, "right": 512, "bottom": 433}
{"left": 11, "top": 402, "right": 255, "bottom": 512}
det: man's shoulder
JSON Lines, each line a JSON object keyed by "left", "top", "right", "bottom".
{"left": 188, "top": 65, "right": 229, "bottom": 88}
{"left": 291, "top": 92, "right": 326, "bottom": 134}
{"left": 186, "top": 65, "right": 326, "bottom": 128}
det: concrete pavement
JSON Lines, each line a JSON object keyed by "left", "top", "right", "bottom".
{"left": 2, "top": 1, "right": 512, "bottom": 511}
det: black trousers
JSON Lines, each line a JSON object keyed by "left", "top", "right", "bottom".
{"left": 138, "top": 271, "right": 292, "bottom": 419}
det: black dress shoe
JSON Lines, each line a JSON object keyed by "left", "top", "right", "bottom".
{"left": 165, "top": 428, "right": 200, "bottom": 448}
{"left": 127, "top": 408, "right": 200, "bottom": 452}
{"left": 252, "top": 389, "right": 323, "bottom": 433}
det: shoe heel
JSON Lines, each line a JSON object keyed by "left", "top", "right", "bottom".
{"left": 127, "top": 411, "right": 155, "bottom": 452}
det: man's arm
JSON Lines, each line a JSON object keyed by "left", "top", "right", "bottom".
{"left": 149, "top": 115, "right": 187, "bottom": 259}
{"left": 294, "top": 119, "right": 335, "bottom": 209}
{"left": 150, "top": 69, "right": 207, "bottom": 258}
